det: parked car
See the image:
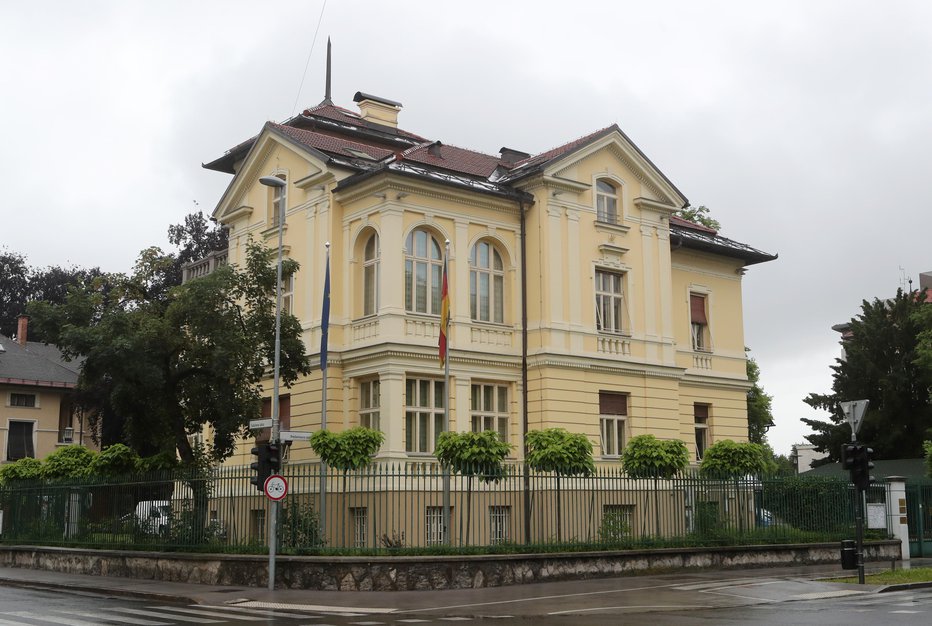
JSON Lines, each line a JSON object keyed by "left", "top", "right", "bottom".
{"left": 125, "top": 500, "right": 171, "bottom": 535}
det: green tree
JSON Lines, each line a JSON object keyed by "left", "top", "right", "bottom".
{"left": 163, "top": 211, "right": 229, "bottom": 290}
{"left": 28, "top": 239, "right": 311, "bottom": 465}
{"left": 674, "top": 204, "right": 721, "bottom": 231}
{"left": 621, "top": 434, "right": 689, "bottom": 479}
{"left": 0, "top": 249, "right": 29, "bottom": 338}
{"left": 525, "top": 428, "right": 594, "bottom": 542}
{"left": 435, "top": 430, "right": 512, "bottom": 545}
{"left": 803, "top": 289, "right": 932, "bottom": 461}
{"left": 621, "top": 434, "right": 689, "bottom": 537}
{"left": 699, "top": 440, "right": 768, "bottom": 478}
{"left": 310, "top": 427, "right": 384, "bottom": 547}
{"left": 41, "top": 445, "right": 97, "bottom": 480}
{"left": 0, "top": 457, "right": 43, "bottom": 483}
{"left": 746, "top": 350, "right": 774, "bottom": 444}
{"left": 88, "top": 444, "right": 141, "bottom": 477}
{"left": 924, "top": 441, "right": 932, "bottom": 479}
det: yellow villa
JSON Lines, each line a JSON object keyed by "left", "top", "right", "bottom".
{"left": 201, "top": 88, "right": 776, "bottom": 468}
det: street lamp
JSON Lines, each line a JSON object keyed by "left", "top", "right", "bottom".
{"left": 258, "top": 174, "right": 286, "bottom": 591}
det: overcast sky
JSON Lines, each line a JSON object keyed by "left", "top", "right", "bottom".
{"left": 3, "top": 1, "right": 930, "bottom": 456}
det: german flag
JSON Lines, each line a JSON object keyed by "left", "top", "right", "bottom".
{"left": 439, "top": 256, "right": 449, "bottom": 367}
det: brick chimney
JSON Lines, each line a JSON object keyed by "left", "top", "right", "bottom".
{"left": 17, "top": 315, "right": 28, "bottom": 346}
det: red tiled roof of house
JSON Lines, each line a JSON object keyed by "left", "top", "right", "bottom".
{"left": 400, "top": 142, "right": 503, "bottom": 178}
{"left": 511, "top": 125, "right": 617, "bottom": 172}
{"left": 670, "top": 214, "right": 718, "bottom": 234}
{"left": 302, "top": 103, "right": 426, "bottom": 141}
{"left": 270, "top": 123, "right": 394, "bottom": 161}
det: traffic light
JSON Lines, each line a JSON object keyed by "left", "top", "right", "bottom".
{"left": 250, "top": 444, "right": 271, "bottom": 492}
{"left": 841, "top": 443, "right": 858, "bottom": 473}
{"left": 852, "top": 445, "right": 874, "bottom": 491}
{"left": 267, "top": 442, "right": 282, "bottom": 475}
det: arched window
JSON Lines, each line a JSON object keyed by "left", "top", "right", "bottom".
{"left": 363, "top": 233, "right": 379, "bottom": 316}
{"left": 596, "top": 179, "right": 618, "bottom": 224}
{"left": 404, "top": 229, "right": 443, "bottom": 314}
{"left": 470, "top": 241, "right": 504, "bottom": 323}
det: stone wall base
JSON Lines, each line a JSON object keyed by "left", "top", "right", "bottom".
{"left": 0, "top": 541, "right": 901, "bottom": 591}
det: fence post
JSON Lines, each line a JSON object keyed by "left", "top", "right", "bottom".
{"left": 885, "top": 476, "right": 909, "bottom": 562}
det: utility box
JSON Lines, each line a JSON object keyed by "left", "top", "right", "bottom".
{"left": 841, "top": 539, "right": 858, "bottom": 570}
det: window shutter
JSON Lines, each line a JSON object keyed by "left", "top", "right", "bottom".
{"left": 690, "top": 294, "right": 708, "bottom": 324}
{"left": 599, "top": 392, "right": 628, "bottom": 415}
{"left": 694, "top": 403, "right": 709, "bottom": 423}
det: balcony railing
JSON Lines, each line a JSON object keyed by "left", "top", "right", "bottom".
{"left": 182, "top": 250, "right": 228, "bottom": 283}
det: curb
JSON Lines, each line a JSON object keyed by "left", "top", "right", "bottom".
{"left": 0, "top": 575, "right": 201, "bottom": 604}
{"left": 878, "top": 580, "right": 932, "bottom": 593}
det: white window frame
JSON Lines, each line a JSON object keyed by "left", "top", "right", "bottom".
{"left": 426, "top": 505, "right": 445, "bottom": 546}
{"left": 405, "top": 377, "right": 445, "bottom": 453}
{"left": 689, "top": 291, "right": 711, "bottom": 352}
{"left": 470, "top": 383, "right": 509, "bottom": 444}
{"left": 281, "top": 273, "right": 294, "bottom": 315}
{"left": 360, "top": 379, "right": 381, "bottom": 431}
{"left": 595, "top": 269, "right": 626, "bottom": 334}
{"left": 350, "top": 506, "right": 368, "bottom": 548}
{"left": 270, "top": 174, "right": 286, "bottom": 225}
{"left": 599, "top": 416, "right": 626, "bottom": 457}
{"left": 489, "top": 505, "right": 511, "bottom": 545}
{"left": 404, "top": 229, "right": 443, "bottom": 315}
{"left": 470, "top": 241, "right": 505, "bottom": 323}
{"left": 363, "top": 233, "right": 380, "bottom": 317}
{"left": 596, "top": 179, "right": 619, "bottom": 224}
{"left": 694, "top": 403, "right": 710, "bottom": 461}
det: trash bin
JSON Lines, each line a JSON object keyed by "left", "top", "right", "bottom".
{"left": 840, "top": 539, "right": 857, "bottom": 570}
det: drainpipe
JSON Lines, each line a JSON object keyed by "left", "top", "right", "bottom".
{"left": 519, "top": 198, "right": 531, "bottom": 545}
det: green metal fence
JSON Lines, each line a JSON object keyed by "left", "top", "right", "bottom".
{"left": 0, "top": 463, "right": 873, "bottom": 553}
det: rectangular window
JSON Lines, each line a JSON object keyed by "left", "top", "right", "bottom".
{"left": 599, "top": 392, "right": 628, "bottom": 457}
{"left": 595, "top": 270, "right": 625, "bottom": 334}
{"left": 489, "top": 505, "right": 511, "bottom": 545}
{"left": 405, "top": 378, "right": 445, "bottom": 453}
{"left": 350, "top": 507, "right": 368, "bottom": 548}
{"left": 10, "top": 393, "right": 36, "bottom": 408}
{"left": 601, "top": 504, "right": 634, "bottom": 540}
{"left": 690, "top": 293, "right": 709, "bottom": 351}
{"left": 250, "top": 509, "right": 266, "bottom": 543}
{"left": 6, "top": 421, "right": 35, "bottom": 461}
{"left": 426, "top": 506, "right": 445, "bottom": 546}
{"left": 694, "top": 403, "right": 710, "bottom": 460}
{"left": 270, "top": 178, "right": 286, "bottom": 225}
{"left": 281, "top": 274, "right": 294, "bottom": 315}
{"left": 257, "top": 394, "right": 291, "bottom": 444}
{"left": 360, "top": 379, "right": 381, "bottom": 431}
{"left": 470, "top": 383, "right": 509, "bottom": 444}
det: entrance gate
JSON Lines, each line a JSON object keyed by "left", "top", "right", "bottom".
{"left": 906, "top": 482, "right": 932, "bottom": 557}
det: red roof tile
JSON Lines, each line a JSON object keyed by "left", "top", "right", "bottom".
{"left": 512, "top": 125, "right": 616, "bottom": 171}
{"left": 670, "top": 214, "right": 718, "bottom": 234}
{"left": 302, "top": 103, "right": 426, "bottom": 141}
{"left": 270, "top": 123, "right": 394, "bottom": 161}
{"left": 400, "top": 142, "right": 502, "bottom": 178}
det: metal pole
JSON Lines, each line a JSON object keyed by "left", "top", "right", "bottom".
{"left": 442, "top": 239, "right": 451, "bottom": 545}
{"left": 320, "top": 243, "right": 330, "bottom": 543}
{"left": 269, "top": 178, "right": 285, "bottom": 592}
{"left": 856, "top": 485, "right": 865, "bottom": 584}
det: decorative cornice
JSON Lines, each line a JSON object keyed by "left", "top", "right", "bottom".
{"left": 335, "top": 174, "right": 519, "bottom": 215}
{"left": 634, "top": 196, "right": 677, "bottom": 216}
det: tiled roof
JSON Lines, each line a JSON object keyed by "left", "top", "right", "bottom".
{"left": 0, "top": 335, "right": 79, "bottom": 387}
{"left": 670, "top": 221, "right": 776, "bottom": 266}
{"left": 670, "top": 214, "right": 718, "bottom": 234}
{"left": 400, "top": 142, "right": 503, "bottom": 178}
{"left": 302, "top": 103, "right": 427, "bottom": 141}
{"left": 270, "top": 123, "right": 394, "bottom": 162}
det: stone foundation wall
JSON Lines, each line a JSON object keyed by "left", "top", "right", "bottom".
{"left": 0, "top": 541, "right": 902, "bottom": 591}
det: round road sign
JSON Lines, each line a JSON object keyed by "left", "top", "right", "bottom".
{"left": 264, "top": 475, "right": 288, "bottom": 501}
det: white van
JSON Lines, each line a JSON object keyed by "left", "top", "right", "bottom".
{"left": 133, "top": 501, "right": 171, "bottom": 534}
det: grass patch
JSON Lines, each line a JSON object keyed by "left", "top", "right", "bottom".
{"left": 828, "top": 566, "right": 932, "bottom": 585}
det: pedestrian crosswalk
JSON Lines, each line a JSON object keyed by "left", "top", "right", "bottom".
{"left": 0, "top": 603, "right": 485, "bottom": 626}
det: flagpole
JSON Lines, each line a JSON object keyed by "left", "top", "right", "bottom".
{"left": 319, "top": 242, "right": 330, "bottom": 543}
{"left": 441, "top": 239, "right": 451, "bottom": 545}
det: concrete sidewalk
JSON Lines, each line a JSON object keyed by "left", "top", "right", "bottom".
{"left": 1, "top": 560, "right": 930, "bottom": 617}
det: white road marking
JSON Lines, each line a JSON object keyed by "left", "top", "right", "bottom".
{"left": 229, "top": 601, "right": 394, "bottom": 614}
{"left": 61, "top": 609, "right": 170, "bottom": 625}
{"left": 148, "top": 606, "right": 270, "bottom": 621}
{"left": 549, "top": 604, "right": 708, "bottom": 615}
{"left": 0, "top": 618, "right": 51, "bottom": 626}
{"left": 202, "top": 604, "right": 322, "bottom": 619}
{"left": 108, "top": 607, "right": 221, "bottom": 623}
{"left": 3, "top": 612, "right": 107, "bottom": 626}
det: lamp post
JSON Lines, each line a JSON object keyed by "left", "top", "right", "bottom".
{"left": 259, "top": 174, "right": 286, "bottom": 590}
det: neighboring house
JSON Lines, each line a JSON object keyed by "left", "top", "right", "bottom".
{"left": 0, "top": 316, "right": 93, "bottom": 462}
{"left": 202, "top": 84, "right": 776, "bottom": 466}
{"left": 792, "top": 443, "right": 825, "bottom": 473}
